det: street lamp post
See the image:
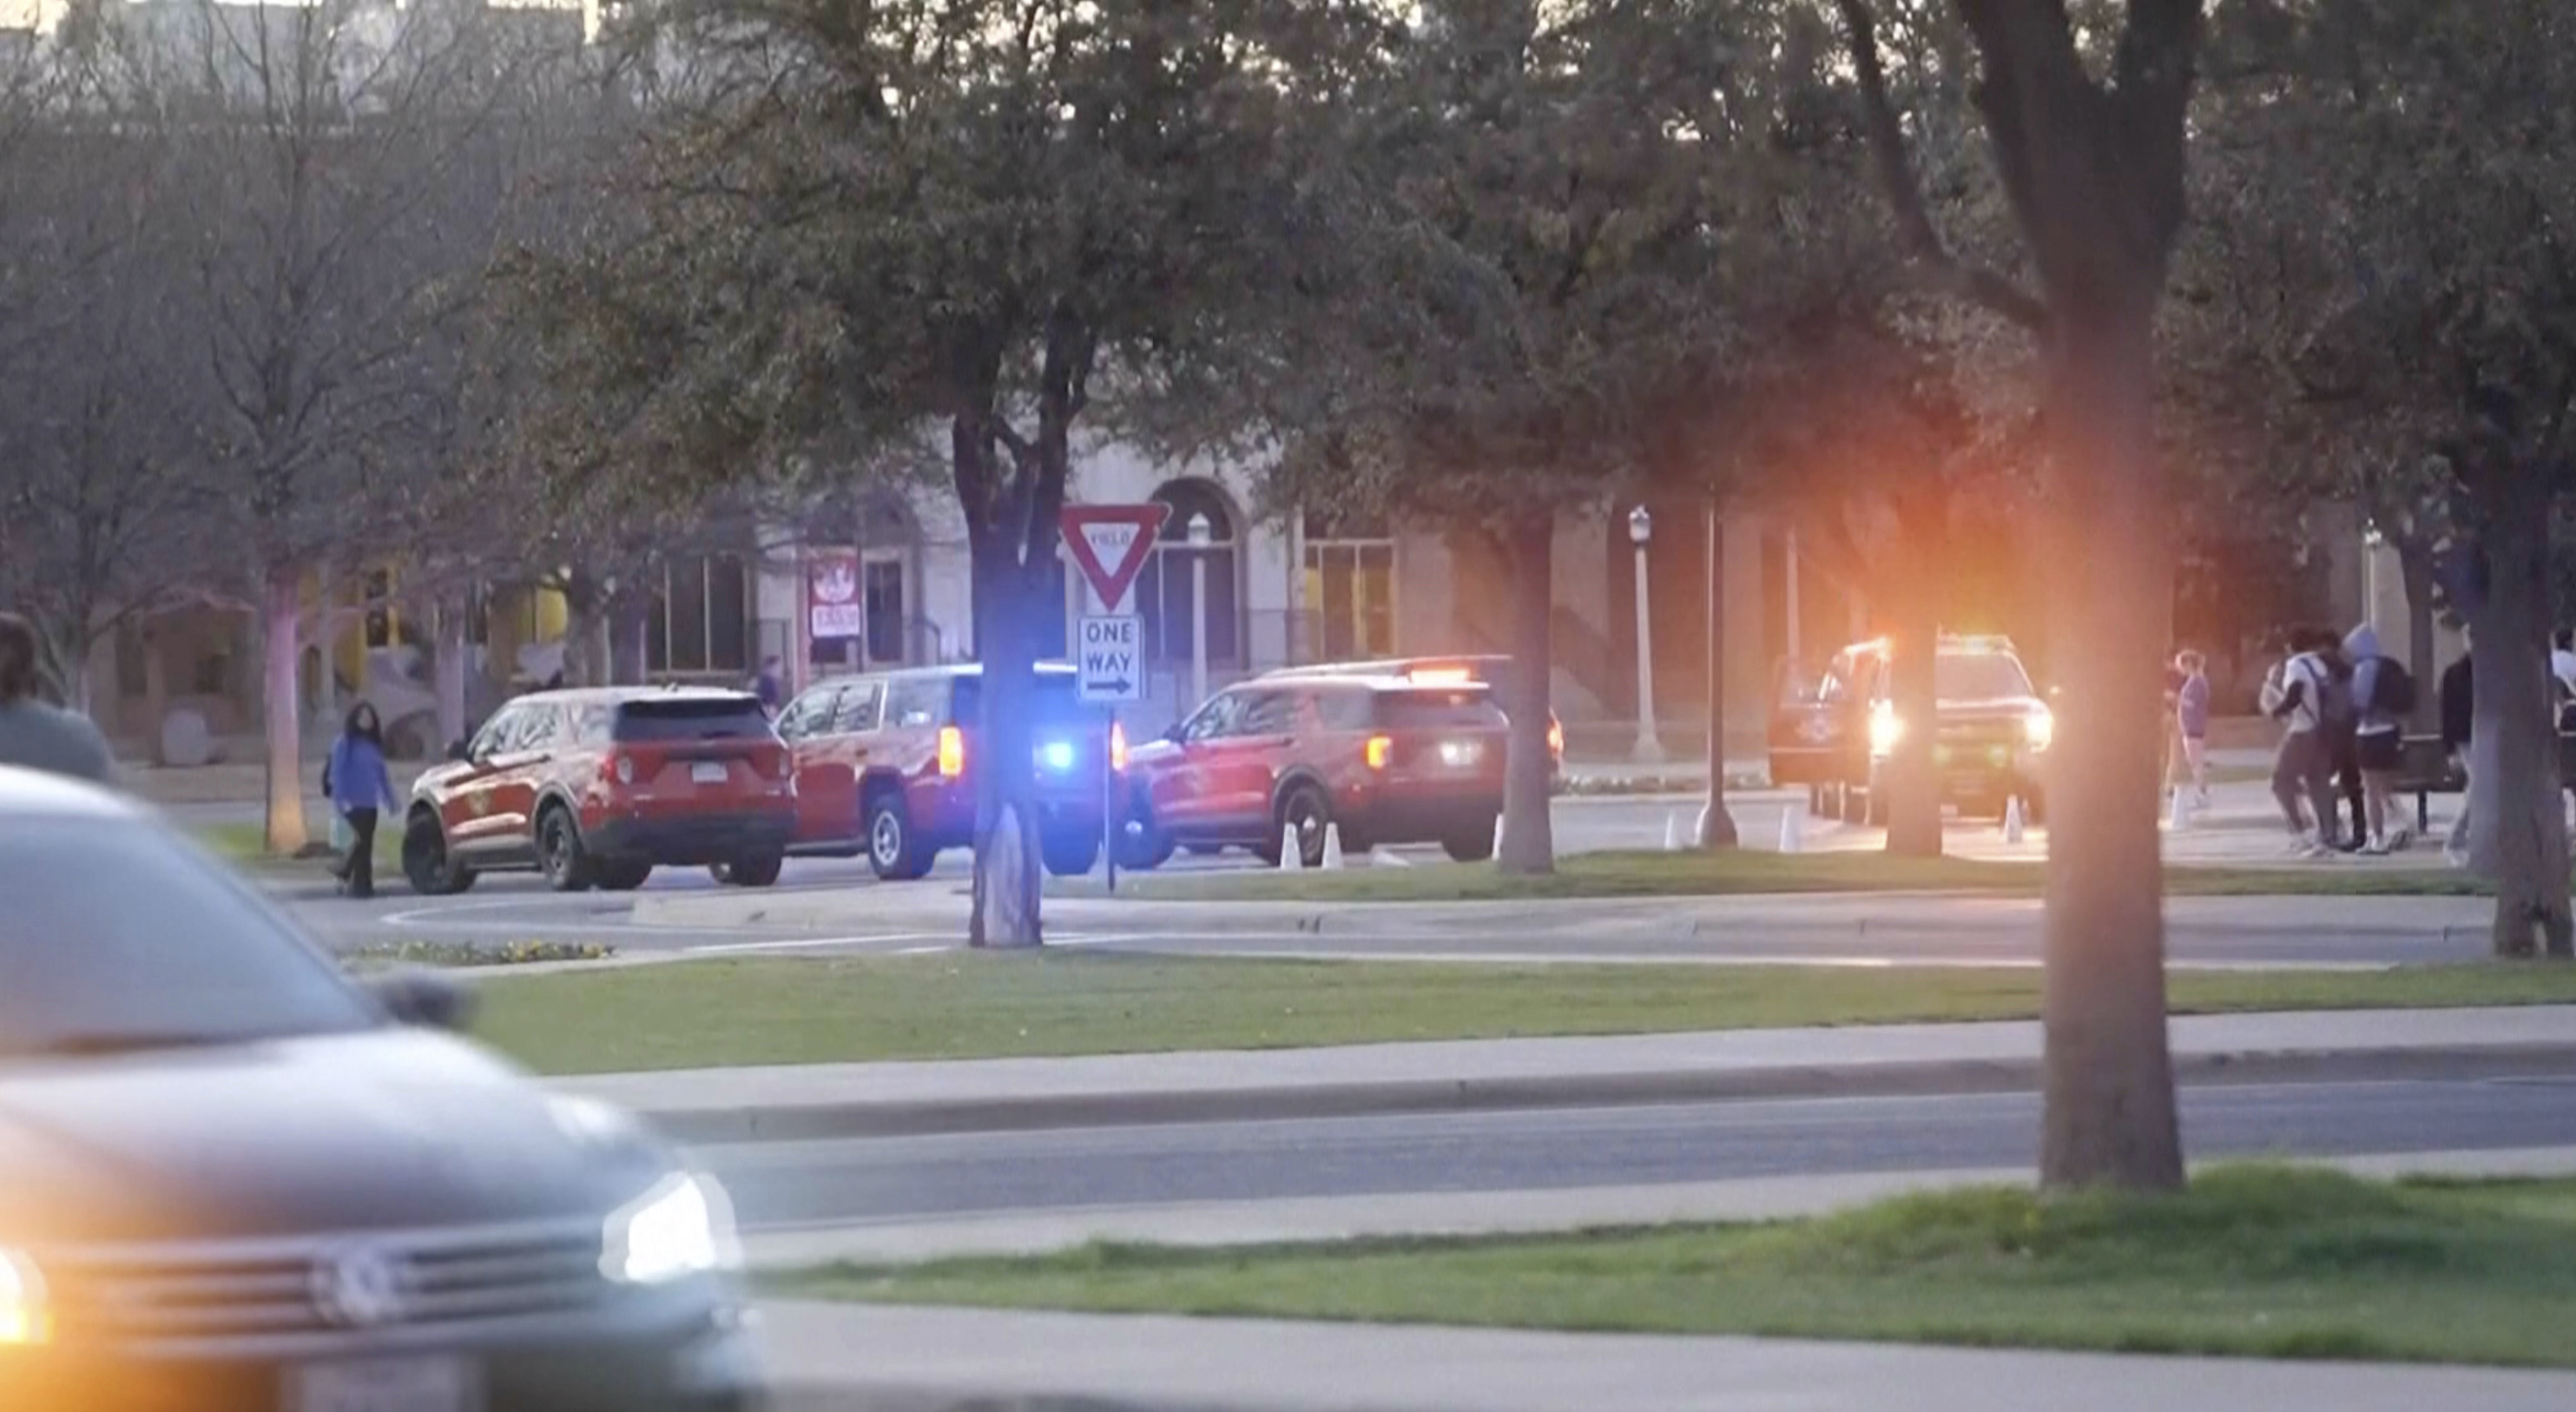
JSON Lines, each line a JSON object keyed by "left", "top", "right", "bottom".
{"left": 1187, "top": 512, "right": 1212, "bottom": 709}
{"left": 1629, "top": 505, "right": 1663, "bottom": 764}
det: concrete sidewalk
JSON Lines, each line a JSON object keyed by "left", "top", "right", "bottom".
{"left": 631, "top": 884, "right": 2498, "bottom": 943}
{"left": 759, "top": 1303, "right": 2576, "bottom": 1412}
{"left": 568, "top": 1006, "right": 2576, "bottom": 1144}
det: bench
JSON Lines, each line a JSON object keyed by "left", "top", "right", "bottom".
{"left": 2391, "top": 732, "right": 2576, "bottom": 834}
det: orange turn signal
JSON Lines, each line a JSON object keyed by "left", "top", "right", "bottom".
{"left": 1110, "top": 720, "right": 1129, "bottom": 772}
{"left": 937, "top": 725, "right": 965, "bottom": 778}
{"left": 1365, "top": 735, "right": 1393, "bottom": 770}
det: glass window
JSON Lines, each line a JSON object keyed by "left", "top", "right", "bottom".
{"left": 778, "top": 686, "right": 844, "bottom": 741}
{"left": 1314, "top": 690, "right": 1374, "bottom": 732}
{"left": 576, "top": 705, "right": 614, "bottom": 744}
{"left": 1303, "top": 537, "right": 1398, "bottom": 663}
{"left": 836, "top": 682, "right": 885, "bottom": 733}
{"left": 613, "top": 696, "right": 773, "bottom": 742}
{"left": 468, "top": 705, "right": 522, "bottom": 760}
{"left": 1234, "top": 691, "right": 1297, "bottom": 736}
{"left": 0, "top": 818, "right": 377, "bottom": 1059}
{"left": 708, "top": 554, "right": 749, "bottom": 673}
{"left": 1374, "top": 688, "right": 1507, "bottom": 730}
{"left": 1935, "top": 652, "right": 2036, "bottom": 702}
{"left": 866, "top": 560, "right": 906, "bottom": 665}
{"left": 1140, "top": 480, "right": 1242, "bottom": 668}
{"left": 1181, "top": 691, "right": 1243, "bottom": 742}
{"left": 885, "top": 677, "right": 948, "bottom": 729}
{"left": 517, "top": 704, "right": 563, "bottom": 752}
{"left": 668, "top": 558, "right": 708, "bottom": 671}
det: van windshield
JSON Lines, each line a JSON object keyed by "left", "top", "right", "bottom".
{"left": 1935, "top": 653, "right": 2035, "bottom": 702}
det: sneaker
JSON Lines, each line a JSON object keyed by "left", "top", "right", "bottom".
{"left": 2362, "top": 835, "right": 2390, "bottom": 856}
{"left": 2298, "top": 840, "right": 2336, "bottom": 860}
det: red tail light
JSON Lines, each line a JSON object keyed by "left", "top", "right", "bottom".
{"left": 603, "top": 749, "right": 637, "bottom": 786}
{"left": 1365, "top": 734, "right": 1393, "bottom": 770}
{"left": 1110, "top": 720, "right": 1129, "bottom": 773}
{"left": 1545, "top": 718, "right": 1565, "bottom": 762}
{"left": 938, "top": 725, "right": 965, "bottom": 778}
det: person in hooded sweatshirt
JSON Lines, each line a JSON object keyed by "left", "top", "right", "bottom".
{"left": 2345, "top": 623, "right": 2409, "bottom": 853}
{"left": 2266, "top": 628, "right": 2342, "bottom": 856}
{"left": 325, "top": 702, "right": 400, "bottom": 899}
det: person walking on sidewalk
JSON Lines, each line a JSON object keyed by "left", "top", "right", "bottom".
{"left": 2263, "top": 629, "right": 2342, "bottom": 856}
{"left": 0, "top": 611, "right": 112, "bottom": 784}
{"left": 325, "top": 703, "right": 400, "bottom": 899}
{"left": 2174, "top": 650, "right": 2211, "bottom": 808}
{"left": 2344, "top": 624, "right": 2413, "bottom": 853}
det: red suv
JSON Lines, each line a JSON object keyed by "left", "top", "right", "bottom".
{"left": 400, "top": 687, "right": 794, "bottom": 894}
{"left": 1259, "top": 655, "right": 1565, "bottom": 778}
{"left": 1120, "top": 676, "right": 1506, "bottom": 869}
{"left": 775, "top": 663, "right": 1120, "bottom": 881}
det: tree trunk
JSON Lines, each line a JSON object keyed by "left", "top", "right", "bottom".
{"left": 1499, "top": 511, "right": 1557, "bottom": 874}
{"left": 609, "top": 598, "right": 650, "bottom": 686}
{"left": 260, "top": 565, "right": 309, "bottom": 856}
{"left": 2397, "top": 538, "right": 2441, "bottom": 734}
{"left": 2466, "top": 483, "right": 2573, "bottom": 958}
{"left": 434, "top": 597, "right": 468, "bottom": 753}
{"left": 967, "top": 542, "right": 1045, "bottom": 948}
{"left": 2035, "top": 296, "right": 2184, "bottom": 1191}
{"left": 1700, "top": 504, "right": 1738, "bottom": 850}
{"left": 1883, "top": 509, "right": 1942, "bottom": 857}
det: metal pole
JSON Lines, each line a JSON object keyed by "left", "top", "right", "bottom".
{"left": 1104, "top": 706, "right": 1119, "bottom": 894}
{"left": 1784, "top": 527, "right": 1802, "bottom": 669}
{"left": 1703, "top": 502, "right": 1737, "bottom": 848}
{"left": 1633, "top": 536, "right": 1664, "bottom": 763}
{"left": 1191, "top": 552, "right": 1209, "bottom": 708}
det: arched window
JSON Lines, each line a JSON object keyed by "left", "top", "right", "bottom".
{"left": 1134, "top": 478, "right": 1242, "bottom": 668}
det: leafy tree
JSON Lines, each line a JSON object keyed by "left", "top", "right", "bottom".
{"left": 1836, "top": 0, "right": 2206, "bottom": 1191}
{"left": 1250, "top": 0, "right": 1785, "bottom": 874}
{"left": 508, "top": 0, "right": 1340, "bottom": 942}
{"left": 2182, "top": 0, "right": 2573, "bottom": 956}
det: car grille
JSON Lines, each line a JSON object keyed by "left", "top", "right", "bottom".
{"left": 45, "top": 1223, "right": 609, "bottom": 1342}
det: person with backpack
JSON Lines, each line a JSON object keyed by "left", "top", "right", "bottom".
{"left": 2345, "top": 623, "right": 2414, "bottom": 853}
{"left": 2264, "top": 628, "right": 2343, "bottom": 857}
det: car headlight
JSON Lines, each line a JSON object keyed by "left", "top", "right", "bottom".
{"left": 0, "top": 1249, "right": 51, "bottom": 1346}
{"left": 603, "top": 1173, "right": 736, "bottom": 1285}
{"left": 2024, "top": 709, "right": 2054, "bottom": 752}
{"left": 1868, "top": 703, "right": 1903, "bottom": 759}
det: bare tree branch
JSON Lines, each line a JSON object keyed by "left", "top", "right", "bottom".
{"left": 1836, "top": 0, "right": 2049, "bottom": 332}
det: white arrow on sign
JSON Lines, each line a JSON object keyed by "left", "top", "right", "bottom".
{"left": 1077, "top": 613, "right": 1144, "bottom": 703}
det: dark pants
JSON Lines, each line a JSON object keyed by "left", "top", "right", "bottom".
{"left": 341, "top": 808, "right": 379, "bottom": 898}
{"left": 2329, "top": 725, "right": 2365, "bottom": 844}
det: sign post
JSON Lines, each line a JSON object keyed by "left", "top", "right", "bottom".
{"left": 1061, "top": 505, "right": 1168, "bottom": 895}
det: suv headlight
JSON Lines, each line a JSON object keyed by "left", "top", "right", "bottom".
{"left": 1868, "top": 703, "right": 1903, "bottom": 759}
{"left": 603, "top": 1173, "right": 736, "bottom": 1285}
{"left": 0, "top": 1249, "right": 51, "bottom": 1346}
{"left": 2024, "top": 709, "right": 2054, "bottom": 752}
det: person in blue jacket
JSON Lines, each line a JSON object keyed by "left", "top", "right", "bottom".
{"left": 325, "top": 703, "right": 400, "bottom": 898}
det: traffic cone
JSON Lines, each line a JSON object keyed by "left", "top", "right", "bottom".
{"left": 1778, "top": 799, "right": 1803, "bottom": 854}
{"left": 1279, "top": 823, "right": 1304, "bottom": 872}
{"left": 1664, "top": 811, "right": 1683, "bottom": 852}
{"left": 1321, "top": 824, "right": 1345, "bottom": 870}
{"left": 2168, "top": 788, "right": 2191, "bottom": 832}
{"left": 1492, "top": 814, "right": 1506, "bottom": 857}
{"left": 1370, "top": 847, "right": 1411, "bottom": 868}
{"left": 2004, "top": 795, "right": 2026, "bottom": 845}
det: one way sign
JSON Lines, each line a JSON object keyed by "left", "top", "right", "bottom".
{"left": 1077, "top": 614, "right": 1143, "bottom": 703}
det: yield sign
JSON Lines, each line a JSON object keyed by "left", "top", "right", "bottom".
{"left": 1059, "top": 504, "right": 1170, "bottom": 611}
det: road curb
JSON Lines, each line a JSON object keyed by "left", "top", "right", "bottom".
{"left": 636, "top": 1042, "right": 2576, "bottom": 1145}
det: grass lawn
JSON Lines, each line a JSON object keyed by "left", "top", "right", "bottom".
{"left": 194, "top": 819, "right": 399, "bottom": 870}
{"left": 1075, "top": 849, "right": 2490, "bottom": 904}
{"left": 467, "top": 953, "right": 2576, "bottom": 1074}
{"left": 777, "top": 1168, "right": 2576, "bottom": 1368}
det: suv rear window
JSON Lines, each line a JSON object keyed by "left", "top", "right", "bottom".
{"left": 952, "top": 673, "right": 1096, "bottom": 728}
{"left": 1374, "top": 688, "right": 1507, "bottom": 730}
{"left": 612, "top": 697, "right": 774, "bottom": 742}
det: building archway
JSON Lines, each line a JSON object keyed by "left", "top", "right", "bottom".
{"left": 1136, "top": 478, "right": 1243, "bottom": 669}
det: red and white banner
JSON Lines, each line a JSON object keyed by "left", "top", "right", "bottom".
{"left": 807, "top": 551, "right": 864, "bottom": 641}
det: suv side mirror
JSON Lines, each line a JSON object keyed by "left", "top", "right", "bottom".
{"left": 366, "top": 968, "right": 476, "bottom": 1033}
{"left": 446, "top": 739, "right": 471, "bottom": 762}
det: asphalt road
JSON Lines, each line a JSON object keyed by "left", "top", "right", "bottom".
{"left": 694, "top": 1078, "right": 2576, "bottom": 1232}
